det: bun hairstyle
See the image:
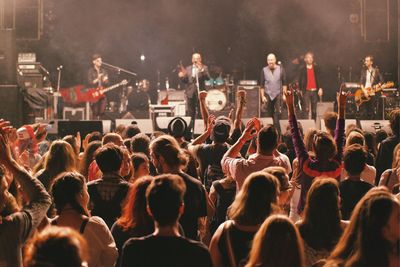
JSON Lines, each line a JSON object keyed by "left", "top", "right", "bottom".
{"left": 150, "top": 135, "right": 188, "bottom": 168}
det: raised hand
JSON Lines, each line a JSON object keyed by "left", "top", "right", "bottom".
{"left": 241, "top": 118, "right": 259, "bottom": 142}
{"left": 337, "top": 83, "right": 349, "bottom": 109}
{"left": 206, "top": 114, "right": 216, "bottom": 134}
{"left": 199, "top": 91, "right": 208, "bottom": 101}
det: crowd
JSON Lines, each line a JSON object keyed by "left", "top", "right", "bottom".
{"left": 0, "top": 85, "right": 399, "bottom": 267}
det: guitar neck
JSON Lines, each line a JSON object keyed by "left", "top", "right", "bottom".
{"left": 100, "top": 82, "right": 123, "bottom": 94}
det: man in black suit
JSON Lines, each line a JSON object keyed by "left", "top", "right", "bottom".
{"left": 298, "top": 52, "right": 323, "bottom": 120}
{"left": 178, "top": 53, "right": 211, "bottom": 136}
{"left": 359, "top": 55, "right": 383, "bottom": 119}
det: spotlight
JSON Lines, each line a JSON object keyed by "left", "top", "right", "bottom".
{"left": 140, "top": 54, "right": 145, "bottom": 62}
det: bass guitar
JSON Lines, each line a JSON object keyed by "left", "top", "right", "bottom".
{"left": 354, "top": 81, "right": 394, "bottom": 106}
{"left": 60, "top": 80, "right": 128, "bottom": 104}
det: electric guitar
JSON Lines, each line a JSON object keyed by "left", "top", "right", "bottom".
{"left": 60, "top": 79, "right": 128, "bottom": 104}
{"left": 354, "top": 81, "right": 394, "bottom": 106}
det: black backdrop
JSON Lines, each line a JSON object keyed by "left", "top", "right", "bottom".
{"left": 17, "top": 0, "right": 399, "bottom": 102}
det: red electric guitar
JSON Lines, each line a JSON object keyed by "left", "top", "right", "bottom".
{"left": 60, "top": 79, "right": 128, "bottom": 104}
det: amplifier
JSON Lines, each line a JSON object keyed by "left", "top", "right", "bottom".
{"left": 239, "top": 80, "right": 258, "bottom": 86}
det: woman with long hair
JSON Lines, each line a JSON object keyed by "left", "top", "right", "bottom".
{"left": 379, "top": 144, "right": 400, "bottom": 192}
{"left": 246, "top": 215, "right": 305, "bottom": 267}
{"left": 296, "top": 178, "right": 345, "bottom": 266}
{"left": 79, "top": 141, "right": 102, "bottom": 180}
{"left": 111, "top": 177, "right": 153, "bottom": 259}
{"left": 285, "top": 84, "right": 347, "bottom": 215}
{"left": 209, "top": 171, "right": 280, "bottom": 267}
{"left": 50, "top": 172, "right": 118, "bottom": 267}
{"left": 325, "top": 188, "right": 400, "bottom": 267}
{"left": 36, "top": 140, "right": 77, "bottom": 191}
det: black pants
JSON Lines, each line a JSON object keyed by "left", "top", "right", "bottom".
{"left": 91, "top": 96, "right": 107, "bottom": 118}
{"left": 303, "top": 90, "right": 318, "bottom": 120}
{"left": 186, "top": 93, "right": 198, "bottom": 136}
{"left": 266, "top": 94, "right": 281, "bottom": 130}
{"left": 360, "top": 93, "right": 381, "bottom": 119}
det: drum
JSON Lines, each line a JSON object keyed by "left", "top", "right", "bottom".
{"left": 205, "top": 89, "right": 227, "bottom": 111}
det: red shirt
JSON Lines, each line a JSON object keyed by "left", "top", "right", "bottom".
{"left": 306, "top": 66, "right": 317, "bottom": 90}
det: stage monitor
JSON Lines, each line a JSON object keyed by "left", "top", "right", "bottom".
{"left": 115, "top": 119, "right": 154, "bottom": 134}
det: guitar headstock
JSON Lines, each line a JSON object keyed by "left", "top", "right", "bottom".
{"left": 383, "top": 81, "right": 395, "bottom": 88}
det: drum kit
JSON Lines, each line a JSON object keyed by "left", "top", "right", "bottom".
{"left": 204, "top": 75, "right": 235, "bottom": 111}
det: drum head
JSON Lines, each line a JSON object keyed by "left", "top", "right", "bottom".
{"left": 205, "top": 89, "right": 227, "bottom": 111}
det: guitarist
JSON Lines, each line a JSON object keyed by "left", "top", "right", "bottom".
{"left": 298, "top": 52, "right": 323, "bottom": 120}
{"left": 88, "top": 54, "right": 109, "bottom": 119}
{"left": 360, "top": 55, "right": 383, "bottom": 119}
{"left": 178, "top": 53, "right": 211, "bottom": 137}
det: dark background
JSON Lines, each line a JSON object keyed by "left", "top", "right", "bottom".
{"left": 12, "top": 0, "right": 400, "bottom": 101}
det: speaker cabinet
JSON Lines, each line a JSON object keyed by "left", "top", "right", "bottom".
{"left": 362, "top": 0, "right": 389, "bottom": 42}
{"left": 237, "top": 85, "right": 260, "bottom": 118}
{"left": 0, "top": 85, "right": 23, "bottom": 126}
{"left": 0, "top": 29, "right": 16, "bottom": 84}
{"left": 58, "top": 121, "right": 103, "bottom": 138}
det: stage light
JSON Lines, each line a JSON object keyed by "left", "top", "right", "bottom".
{"left": 140, "top": 54, "right": 145, "bottom": 62}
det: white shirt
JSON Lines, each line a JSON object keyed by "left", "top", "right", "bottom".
{"left": 365, "top": 69, "right": 373, "bottom": 88}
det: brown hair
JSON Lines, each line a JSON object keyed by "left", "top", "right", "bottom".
{"left": 298, "top": 178, "right": 342, "bottom": 251}
{"left": 246, "top": 215, "right": 305, "bottom": 267}
{"left": 304, "top": 128, "right": 318, "bottom": 152}
{"left": 116, "top": 176, "right": 153, "bottom": 232}
{"left": 323, "top": 112, "right": 338, "bottom": 134}
{"left": 42, "top": 140, "right": 77, "bottom": 190}
{"left": 392, "top": 143, "right": 400, "bottom": 169}
{"left": 24, "top": 226, "right": 88, "bottom": 267}
{"left": 150, "top": 135, "right": 188, "bottom": 168}
{"left": 228, "top": 171, "right": 279, "bottom": 226}
{"left": 327, "top": 188, "right": 399, "bottom": 267}
{"left": 312, "top": 131, "right": 337, "bottom": 162}
{"left": 79, "top": 141, "right": 101, "bottom": 179}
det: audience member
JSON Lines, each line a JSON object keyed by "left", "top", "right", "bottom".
{"left": 87, "top": 144, "right": 131, "bottom": 228}
{"left": 221, "top": 118, "right": 290, "bottom": 190}
{"left": 379, "top": 143, "right": 400, "bottom": 192}
{"left": 111, "top": 177, "right": 153, "bottom": 264}
{"left": 131, "top": 153, "right": 150, "bottom": 180}
{"left": 341, "top": 131, "right": 376, "bottom": 185}
{"left": 120, "top": 174, "right": 213, "bottom": 267}
{"left": 0, "top": 122, "right": 51, "bottom": 267}
{"left": 325, "top": 188, "right": 400, "bottom": 267}
{"left": 246, "top": 215, "right": 305, "bottom": 267}
{"left": 131, "top": 133, "right": 157, "bottom": 176}
{"left": 285, "top": 84, "right": 347, "bottom": 214}
{"left": 190, "top": 115, "right": 231, "bottom": 190}
{"left": 209, "top": 171, "right": 279, "bottom": 267}
{"left": 296, "top": 178, "right": 345, "bottom": 266}
{"left": 323, "top": 112, "right": 338, "bottom": 137}
{"left": 150, "top": 135, "right": 208, "bottom": 240}
{"left": 24, "top": 226, "right": 88, "bottom": 267}
{"left": 263, "top": 166, "right": 293, "bottom": 211}
{"left": 50, "top": 172, "right": 118, "bottom": 267}
{"left": 36, "top": 140, "right": 77, "bottom": 191}
{"left": 79, "top": 141, "right": 101, "bottom": 180}
{"left": 123, "top": 124, "right": 141, "bottom": 139}
{"left": 376, "top": 109, "right": 400, "bottom": 184}
{"left": 340, "top": 144, "right": 374, "bottom": 219}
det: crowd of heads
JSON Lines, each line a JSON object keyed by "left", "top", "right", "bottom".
{"left": 0, "top": 100, "right": 399, "bottom": 267}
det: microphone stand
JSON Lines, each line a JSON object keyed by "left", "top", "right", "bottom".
{"left": 102, "top": 62, "right": 137, "bottom": 77}
{"left": 54, "top": 66, "right": 62, "bottom": 119}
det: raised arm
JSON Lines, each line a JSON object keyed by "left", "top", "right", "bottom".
{"left": 0, "top": 121, "right": 51, "bottom": 240}
{"left": 334, "top": 84, "right": 348, "bottom": 161}
{"left": 233, "top": 90, "right": 246, "bottom": 130}
{"left": 199, "top": 91, "right": 209, "bottom": 129}
{"left": 285, "top": 87, "right": 308, "bottom": 165}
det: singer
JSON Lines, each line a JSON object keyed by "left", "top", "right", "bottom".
{"left": 178, "top": 53, "right": 211, "bottom": 137}
{"left": 360, "top": 55, "right": 383, "bottom": 119}
{"left": 88, "top": 54, "right": 109, "bottom": 119}
{"left": 260, "top": 53, "right": 288, "bottom": 128}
